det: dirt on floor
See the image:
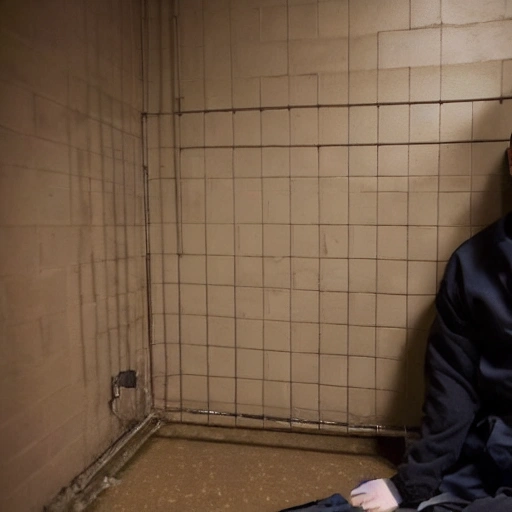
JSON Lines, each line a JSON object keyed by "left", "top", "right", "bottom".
{"left": 87, "top": 436, "right": 396, "bottom": 512}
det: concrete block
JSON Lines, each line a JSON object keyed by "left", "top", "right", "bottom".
{"left": 442, "top": 0, "right": 510, "bottom": 24}
{"left": 289, "top": 38, "right": 348, "bottom": 75}
{"left": 441, "top": 61, "right": 501, "bottom": 100}
{"left": 350, "top": 0, "right": 409, "bottom": 37}
{"left": 233, "top": 42, "right": 288, "bottom": 77}
{"left": 379, "top": 28, "right": 441, "bottom": 69}
{"left": 442, "top": 21, "right": 512, "bottom": 65}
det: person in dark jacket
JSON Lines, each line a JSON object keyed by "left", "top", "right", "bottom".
{"left": 351, "top": 212, "right": 512, "bottom": 512}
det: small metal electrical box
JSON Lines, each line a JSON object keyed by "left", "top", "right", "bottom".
{"left": 112, "top": 370, "right": 137, "bottom": 398}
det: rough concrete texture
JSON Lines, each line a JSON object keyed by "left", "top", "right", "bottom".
{"left": 88, "top": 437, "right": 395, "bottom": 512}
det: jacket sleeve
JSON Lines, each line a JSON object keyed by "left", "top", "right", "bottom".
{"left": 391, "top": 255, "right": 481, "bottom": 507}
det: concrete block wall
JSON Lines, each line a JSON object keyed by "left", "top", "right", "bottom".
{"left": 149, "top": 0, "right": 512, "bottom": 431}
{"left": 0, "top": 0, "right": 149, "bottom": 510}
{"left": 1, "top": 0, "right": 512, "bottom": 508}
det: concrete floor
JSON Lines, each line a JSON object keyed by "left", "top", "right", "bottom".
{"left": 88, "top": 436, "right": 396, "bottom": 512}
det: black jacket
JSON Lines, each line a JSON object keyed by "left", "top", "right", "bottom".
{"left": 391, "top": 213, "right": 512, "bottom": 507}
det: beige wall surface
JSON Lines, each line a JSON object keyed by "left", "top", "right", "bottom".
{"left": 2, "top": 0, "right": 512, "bottom": 509}
{"left": 0, "top": 0, "right": 149, "bottom": 510}
{"left": 149, "top": 0, "right": 512, "bottom": 430}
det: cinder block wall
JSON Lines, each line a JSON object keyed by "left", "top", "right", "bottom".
{"left": 1, "top": 0, "right": 512, "bottom": 508}
{"left": 150, "top": 0, "right": 512, "bottom": 430}
{"left": 0, "top": 1, "right": 149, "bottom": 510}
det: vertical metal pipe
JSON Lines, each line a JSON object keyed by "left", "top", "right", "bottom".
{"left": 172, "top": 6, "right": 183, "bottom": 255}
{"left": 140, "top": 0, "right": 154, "bottom": 407}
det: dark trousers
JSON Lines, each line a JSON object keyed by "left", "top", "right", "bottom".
{"left": 403, "top": 416, "right": 512, "bottom": 511}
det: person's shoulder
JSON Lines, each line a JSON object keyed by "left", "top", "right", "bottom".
{"left": 453, "top": 218, "right": 502, "bottom": 260}
{"left": 442, "top": 218, "right": 503, "bottom": 282}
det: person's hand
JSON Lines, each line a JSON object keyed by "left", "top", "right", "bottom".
{"left": 350, "top": 478, "right": 402, "bottom": 512}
